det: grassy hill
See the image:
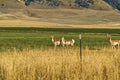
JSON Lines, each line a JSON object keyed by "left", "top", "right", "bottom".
{"left": 0, "top": 0, "right": 26, "bottom": 9}
{"left": 0, "top": 0, "right": 114, "bottom": 10}
{"left": 0, "top": 0, "right": 120, "bottom": 28}
{"left": 0, "top": 8, "right": 120, "bottom": 28}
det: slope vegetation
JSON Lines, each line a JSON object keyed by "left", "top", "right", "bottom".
{"left": 0, "top": 0, "right": 114, "bottom": 10}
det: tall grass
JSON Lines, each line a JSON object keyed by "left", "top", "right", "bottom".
{"left": 0, "top": 47, "right": 120, "bottom": 80}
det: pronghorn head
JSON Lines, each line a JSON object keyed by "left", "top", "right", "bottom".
{"left": 61, "top": 36, "right": 64, "bottom": 40}
{"left": 72, "top": 39, "right": 75, "bottom": 43}
{"left": 51, "top": 36, "right": 54, "bottom": 42}
{"left": 106, "top": 33, "right": 111, "bottom": 39}
{"left": 51, "top": 36, "right": 54, "bottom": 38}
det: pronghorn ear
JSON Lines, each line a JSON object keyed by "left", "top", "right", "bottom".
{"left": 51, "top": 36, "right": 54, "bottom": 38}
{"left": 62, "top": 36, "right": 64, "bottom": 39}
{"left": 106, "top": 33, "right": 110, "bottom": 38}
{"left": 106, "top": 33, "right": 108, "bottom": 37}
{"left": 106, "top": 34, "right": 112, "bottom": 39}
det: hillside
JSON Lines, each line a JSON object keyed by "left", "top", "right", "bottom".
{"left": 104, "top": 0, "right": 120, "bottom": 10}
{"left": 0, "top": 0, "right": 120, "bottom": 28}
{"left": 0, "top": 0, "right": 120, "bottom": 10}
{"left": 0, "top": 0, "right": 114, "bottom": 10}
{"left": 0, "top": 0, "right": 26, "bottom": 9}
{"left": 0, "top": 8, "right": 120, "bottom": 28}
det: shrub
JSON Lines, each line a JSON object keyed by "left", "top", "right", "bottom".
{"left": 75, "top": 0, "right": 94, "bottom": 8}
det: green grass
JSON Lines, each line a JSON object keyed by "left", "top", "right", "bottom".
{"left": 0, "top": 27, "right": 120, "bottom": 34}
{"left": 0, "top": 27, "right": 120, "bottom": 51}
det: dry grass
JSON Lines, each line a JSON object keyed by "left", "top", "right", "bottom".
{"left": 0, "top": 9, "right": 120, "bottom": 28}
{"left": 0, "top": 20, "right": 120, "bottom": 28}
{"left": 0, "top": 0, "right": 113, "bottom": 10}
{"left": 0, "top": 47, "right": 120, "bottom": 80}
{"left": 0, "top": 20, "right": 64, "bottom": 27}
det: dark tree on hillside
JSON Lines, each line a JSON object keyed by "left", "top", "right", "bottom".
{"left": 31, "top": 0, "right": 63, "bottom": 6}
{"left": 75, "top": 0, "right": 94, "bottom": 8}
{"left": 25, "top": 0, "right": 34, "bottom": 6}
{"left": 46, "top": 0, "right": 63, "bottom": 6}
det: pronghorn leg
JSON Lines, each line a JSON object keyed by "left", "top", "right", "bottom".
{"left": 54, "top": 46, "right": 56, "bottom": 49}
{"left": 62, "top": 43, "right": 65, "bottom": 47}
{"left": 112, "top": 46, "right": 113, "bottom": 49}
{"left": 113, "top": 46, "right": 116, "bottom": 49}
{"left": 118, "top": 44, "right": 119, "bottom": 49}
{"left": 112, "top": 46, "right": 115, "bottom": 49}
{"left": 54, "top": 44, "right": 56, "bottom": 49}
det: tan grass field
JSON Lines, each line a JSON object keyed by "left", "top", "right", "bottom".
{"left": 0, "top": 9, "right": 120, "bottom": 28}
{"left": 0, "top": 20, "right": 120, "bottom": 28}
{"left": 0, "top": 48, "right": 120, "bottom": 80}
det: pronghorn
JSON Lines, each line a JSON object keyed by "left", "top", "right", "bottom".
{"left": 51, "top": 36, "right": 61, "bottom": 48}
{"left": 106, "top": 33, "right": 120, "bottom": 49}
{"left": 61, "top": 37, "right": 75, "bottom": 47}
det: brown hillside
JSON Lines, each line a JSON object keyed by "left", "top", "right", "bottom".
{"left": 90, "top": 0, "right": 113, "bottom": 10}
{"left": 0, "top": 0, "right": 113, "bottom": 10}
{"left": 0, "top": 0, "right": 26, "bottom": 9}
{"left": 0, "top": 8, "right": 120, "bottom": 28}
{"left": 0, "top": 0, "right": 120, "bottom": 28}
{"left": 59, "top": 0, "right": 113, "bottom": 10}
